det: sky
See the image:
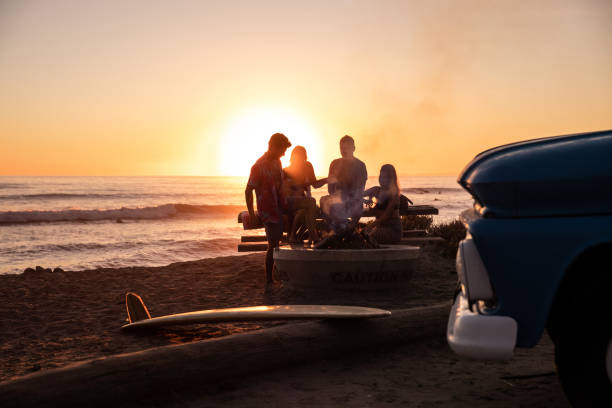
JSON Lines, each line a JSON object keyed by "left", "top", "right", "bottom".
{"left": 1, "top": 0, "right": 611, "bottom": 176}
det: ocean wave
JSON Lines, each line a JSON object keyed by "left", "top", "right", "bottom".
{"left": 0, "top": 192, "right": 213, "bottom": 200}
{"left": 0, "top": 203, "right": 245, "bottom": 224}
{"left": 0, "top": 193, "right": 122, "bottom": 200}
{"left": 3, "top": 237, "right": 241, "bottom": 274}
{"left": 0, "top": 183, "right": 26, "bottom": 189}
{"left": 401, "top": 187, "right": 463, "bottom": 194}
{"left": 6, "top": 237, "right": 239, "bottom": 256}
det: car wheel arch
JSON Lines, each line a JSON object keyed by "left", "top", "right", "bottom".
{"left": 546, "top": 242, "right": 612, "bottom": 344}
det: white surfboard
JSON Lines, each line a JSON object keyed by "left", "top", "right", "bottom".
{"left": 121, "top": 292, "right": 391, "bottom": 330}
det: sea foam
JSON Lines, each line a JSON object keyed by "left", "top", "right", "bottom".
{"left": 0, "top": 203, "right": 244, "bottom": 224}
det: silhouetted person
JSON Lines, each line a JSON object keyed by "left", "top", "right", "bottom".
{"left": 320, "top": 135, "right": 367, "bottom": 231}
{"left": 245, "top": 133, "right": 291, "bottom": 284}
{"left": 364, "top": 164, "right": 402, "bottom": 243}
{"left": 283, "top": 146, "right": 327, "bottom": 243}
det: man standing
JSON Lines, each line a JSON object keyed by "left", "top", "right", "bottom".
{"left": 321, "top": 135, "right": 368, "bottom": 231}
{"left": 245, "top": 133, "right": 291, "bottom": 284}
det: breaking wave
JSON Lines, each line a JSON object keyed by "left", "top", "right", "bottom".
{"left": 401, "top": 187, "right": 463, "bottom": 194}
{"left": 0, "top": 192, "right": 212, "bottom": 200}
{"left": 0, "top": 203, "right": 245, "bottom": 224}
{"left": 0, "top": 183, "right": 25, "bottom": 189}
{"left": 0, "top": 193, "right": 122, "bottom": 199}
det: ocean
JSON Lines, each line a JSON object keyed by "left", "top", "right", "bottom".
{"left": 0, "top": 176, "right": 473, "bottom": 274}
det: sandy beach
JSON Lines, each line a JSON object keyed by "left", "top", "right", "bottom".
{"left": 0, "top": 245, "right": 569, "bottom": 406}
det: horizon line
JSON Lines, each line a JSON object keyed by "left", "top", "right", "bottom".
{"left": 0, "top": 173, "right": 458, "bottom": 178}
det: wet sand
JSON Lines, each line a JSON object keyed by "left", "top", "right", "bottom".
{"left": 0, "top": 247, "right": 569, "bottom": 406}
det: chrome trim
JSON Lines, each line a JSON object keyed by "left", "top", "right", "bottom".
{"left": 456, "top": 237, "right": 494, "bottom": 302}
{"left": 447, "top": 292, "right": 517, "bottom": 360}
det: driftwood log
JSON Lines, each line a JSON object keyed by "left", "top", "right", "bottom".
{"left": 0, "top": 302, "right": 450, "bottom": 408}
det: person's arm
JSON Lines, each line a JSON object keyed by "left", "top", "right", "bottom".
{"left": 367, "top": 194, "right": 399, "bottom": 230}
{"left": 281, "top": 169, "right": 293, "bottom": 197}
{"left": 363, "top": 186, "right": 380, "bottom": 208}
{"left": 312, "top": 177, "right": 328, "bottom": 188}
{"left": 306, "top": 162, "right": 327, "bottom": 189}
{"left": 245, "top": 166, "right": 258, "bottom": 227}
{"left": 361, "top": 162, "right": 368, "bottom": 191}
{"left": 245, "top": 185, "right": 256, "bottom": 226}
{"left": 327, "top": 161, "right": 337, "bottom": 194}
{"left": 287, "top": 178, "right": 327, "bottom": 190}
{"left": 363, "top": 186, "right": 380, "bottom": 198}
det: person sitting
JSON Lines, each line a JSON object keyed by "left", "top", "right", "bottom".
{"left": 283, "top": 146, "right": 327, "bottom": 243}
{"left": 320, "top": 135, "right": 368, "bottom": 232}
{"left": 364, "top": 164, "right": 402, "bottom": 244}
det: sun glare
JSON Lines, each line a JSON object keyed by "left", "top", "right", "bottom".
{"left": 218, "top": 108, "right": 323, "bottom": 176}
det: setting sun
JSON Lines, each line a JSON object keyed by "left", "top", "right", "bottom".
{"left": 217, "top": 107, "right": 323, "bottom": 176}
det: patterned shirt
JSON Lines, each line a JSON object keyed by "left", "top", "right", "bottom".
{"left": 247, "top": 152, "right": 285, "bottom": 224}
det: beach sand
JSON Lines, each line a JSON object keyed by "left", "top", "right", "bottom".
{"left": 0, "top": 247, "right": 569, "bottom": 406}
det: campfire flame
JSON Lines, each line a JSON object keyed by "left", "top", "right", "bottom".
{"left": 314, "top": 228, "right": 380, "bottom": 250}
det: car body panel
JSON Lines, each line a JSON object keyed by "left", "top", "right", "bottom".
{"left": 467, "top": 213, "right": 612, "bottom": 347}
{"left": 458, "top": 130, "right": 612, "bottom": 218}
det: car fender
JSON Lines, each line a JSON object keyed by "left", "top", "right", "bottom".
{"left": 468, "top": 215, "right": 612, "bottom": 347}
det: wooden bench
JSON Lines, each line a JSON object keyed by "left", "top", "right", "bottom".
{"left": 237, "top": 205, "right": 439, "bottom": 252}
{"left": 237, "top": 236, "right": 444, "bottom": 252}
{"left": 237, "top": 205, "right": 438, "bottom": 224}
{"left": 241, "top": 230, "right": 427, "bottom": 242}
{"left": 363, "top": 205, "right": 439, "bottom": 217}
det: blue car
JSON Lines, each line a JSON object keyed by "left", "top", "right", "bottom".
{"left": 446, "top": 129, "right": 612, "bottom": 406}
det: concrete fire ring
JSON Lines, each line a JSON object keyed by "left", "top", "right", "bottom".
{"left": 274, "top": 244, "right": 420, "bottom": 290}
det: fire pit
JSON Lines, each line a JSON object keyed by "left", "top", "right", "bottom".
{"left": 273, "top": 244, "right": 420, "bottom": 290}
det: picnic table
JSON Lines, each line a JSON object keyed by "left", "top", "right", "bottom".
{"left": 236, "top": 205, "right": 441, "bottom": 252}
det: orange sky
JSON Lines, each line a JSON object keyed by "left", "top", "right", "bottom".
{"left": 1, "top": 0, "right": 611, "bottom": 176}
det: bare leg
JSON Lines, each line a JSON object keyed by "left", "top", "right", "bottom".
{"left": 265, "top": 246, "right": 275, "bottom": 283}
{"left": 289, "top": 209, "right": 305, "bottom": 242}
{"left": 289, "top": 197, "right": 320, "bottom": 242}
{"left": 304, "top": 199, "right": 320, "bottom": 241}
{"left": 264, "top": 222, "right": 282, "bottom": 285}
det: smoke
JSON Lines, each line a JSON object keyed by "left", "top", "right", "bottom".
{"left": 321, "top": 191, "right": 362, "bottom": 232}
{"left": 343, "top": 1, "right": 530, "bottom": 175}
{"left": 350, "top": 1, "right": 612, "bottom": 175}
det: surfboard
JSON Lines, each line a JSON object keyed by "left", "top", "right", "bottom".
{"left": 121, "top": 292, "right": 391, "bottom": 330}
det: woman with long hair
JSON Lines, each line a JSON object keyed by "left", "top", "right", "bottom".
{"left": 283, "top": 146, "right": 327, "bottom": 243}
{"left": 364, "top": 164, "right": 402, "bottom": 244}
